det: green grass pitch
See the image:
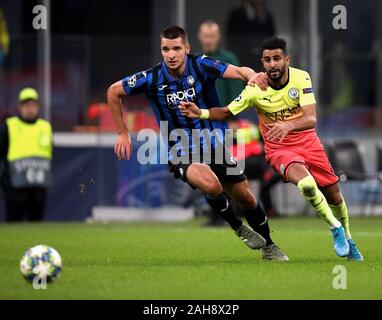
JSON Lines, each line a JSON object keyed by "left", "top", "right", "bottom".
{"left": 0, "top": 217, "right": 381, "bottom": 299}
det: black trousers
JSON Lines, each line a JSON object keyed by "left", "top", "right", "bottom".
{"left": 3, "top": 187, "right": 47, "bottom": 222}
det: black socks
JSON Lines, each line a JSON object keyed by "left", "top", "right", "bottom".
{"left": 206, "top": 194, "right": 274, "bottom": 246}
{"left": 242, "top": 204, "right": 274, "bottom": 246}
{"left": 205, "top": 193, "right": 243, "bottom": 230}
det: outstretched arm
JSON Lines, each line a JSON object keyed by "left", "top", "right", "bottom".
{"left": 223, "top": 64, "right": 268, "bottom": 90}
{"left": 178, "top": 101, "right": 234, "bottom": 121}
{"left": 266, "top": 104, "right": 317, "bottom": 143}
{"left": 107, "top": 80, "right": 132, "bottom": 160}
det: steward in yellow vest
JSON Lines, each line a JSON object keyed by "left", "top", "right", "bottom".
{"left": 0, "top": 88, "right": 52, "bottom": 221}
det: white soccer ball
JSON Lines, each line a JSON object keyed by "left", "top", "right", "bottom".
{"left": 20, "top": 245, "right": 62, "bottom": 282}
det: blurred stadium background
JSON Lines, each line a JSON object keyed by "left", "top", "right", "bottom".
{"left": 0, "top": 0, "right": 381, "bottom": 222}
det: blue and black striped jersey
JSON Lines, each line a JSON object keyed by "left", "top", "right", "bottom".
{"left": 122, "top": 54, "right": 229, "bottom": 160}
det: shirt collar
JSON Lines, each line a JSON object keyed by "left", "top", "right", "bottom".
{"left": 268, "top": 67, "right": 290, "bottom": 91}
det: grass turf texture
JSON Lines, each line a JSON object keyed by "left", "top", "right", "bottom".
{"left": 0, "top": 217, "right": 381, "bottom": 299}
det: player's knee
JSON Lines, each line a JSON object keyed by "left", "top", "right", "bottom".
{"left": 203, "top": 178, "right": 223, "bottom": 196}
{"left": 327, "top": 191, "right": 343, "bottom": 206}
{"left": 297, "top": 175, "right": 317, "bottom": 198}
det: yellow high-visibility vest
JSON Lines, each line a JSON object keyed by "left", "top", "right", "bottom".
{"left": 6, "top": 116, "right": 52, "bottom": 162}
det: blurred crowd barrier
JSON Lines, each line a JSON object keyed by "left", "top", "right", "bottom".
{"left": 0, "top": 133, "right": 380, "bottom": 221}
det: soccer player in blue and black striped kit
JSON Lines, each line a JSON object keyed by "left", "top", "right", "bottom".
{"left": 107, "top": 26, "right": 288, "bottom": 261}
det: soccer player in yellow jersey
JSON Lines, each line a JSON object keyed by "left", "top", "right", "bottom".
{"left": 179, "top": 37, "right": 363, "bottom": 261}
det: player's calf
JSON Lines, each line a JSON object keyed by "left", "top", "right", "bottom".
{"left": 205, "top": 193, "right": 242, "bottom": 230}
{"left": 297, "top": 175, "right": 350, "bottom": 257}
{"left": 227, "top": 181, "right": 276, "bottom": 247}
{"left": 205, "top": 193, "right": 265, "bottom": 249}
{"left": 297, "top": 175, "right": 341, "bottom": 228}
{"left": 241, "top": 204, "right": 274, "bottom": 246}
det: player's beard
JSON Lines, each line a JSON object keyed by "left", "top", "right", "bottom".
{"left": 267, "top": 64, "right": 287, "bottom": 82}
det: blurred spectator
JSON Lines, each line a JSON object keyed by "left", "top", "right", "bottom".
{"left": 0, "top": 7, "right": 9, "bottom": 70}
{"left": 0, "top": 6, "right": 9, "bottom": 113}
{"left": 0, "top": 88, "right": 52, "bottom": 222}
{"left": 229, "top": 119, "right": 281, "bottom": 217}
{"left": 227, "top": 0, "right": 275, "bottom": 70}
{"left": 197, "top": 20, "right": 244, "bottom": 106}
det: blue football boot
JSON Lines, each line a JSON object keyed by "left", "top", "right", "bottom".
{"left": 347, "top": 239, "right": 364, "bottom": 261}
{"left": 330, "top": 226, "right": 350, "bottom": 257}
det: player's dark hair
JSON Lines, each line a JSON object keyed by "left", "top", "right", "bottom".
{"left": 160, "top": 26, "right": 188, "bottom": 44}
{"left": 261, "top": 37, "right": 287, "bottom": 54}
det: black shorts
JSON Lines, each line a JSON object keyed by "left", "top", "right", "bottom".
{"left": 168, "top": 151, "right": 247, "bottom": 188}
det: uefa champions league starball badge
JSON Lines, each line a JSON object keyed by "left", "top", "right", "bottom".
{"left": 127, "top": 75, "right": 137, "bottom": 88}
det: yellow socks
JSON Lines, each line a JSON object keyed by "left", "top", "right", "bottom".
{"left": 330, "top": 197, "right": 351, "bottom": 239}
{"left": 297, "top": 176, "right": 341, "bottom": 228}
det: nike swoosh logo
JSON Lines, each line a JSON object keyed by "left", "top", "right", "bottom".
{"left": 259, "top": 216, "right": 268, "bottom": 226}
{"left": 313, "top": 198, "right": 324, "bottom": 207}
{"left": 221, "top": 199, "right": 229, "bottom": 212}
{"left": 159, "top": 85, "right": 168, "bottom": 90}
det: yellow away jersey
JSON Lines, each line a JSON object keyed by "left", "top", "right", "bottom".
{"left": 228, "top": 67, "right": 316, "bottom": 123}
